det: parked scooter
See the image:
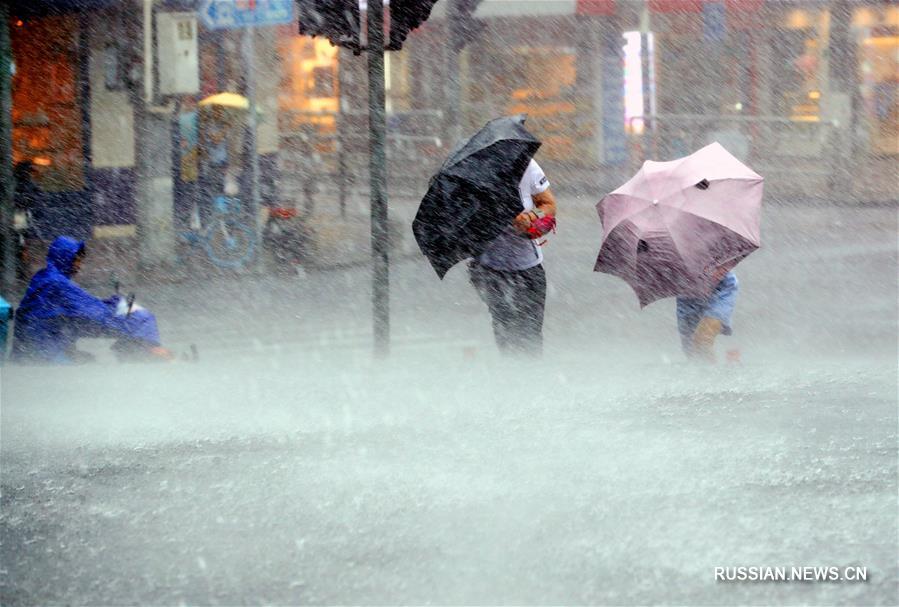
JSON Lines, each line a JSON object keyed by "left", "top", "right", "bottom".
{"left": 13, "top": 207, "right": 41, "bottom": 282}
{"left": 262, "top": 206, "right": 313, "bottom": 275}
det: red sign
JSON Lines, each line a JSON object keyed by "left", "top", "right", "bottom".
{"left": 576, "top": 0, "right": 616, "bottom": 16}
{"left": 649, "top": 0, "right": 762, "bottom": 14}
{"left": 726, "top": 0, "right": 763, "bottom": 11}
{"left": 649, "top": 0, "right": 702, "bottom": 12}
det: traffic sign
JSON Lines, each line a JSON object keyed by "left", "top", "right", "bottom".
{"left": 199, "top": 0, "right": 293, "bottom": 30}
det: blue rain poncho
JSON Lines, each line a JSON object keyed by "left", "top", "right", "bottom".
{"left": 11, "top": 236, "right": 160, "bottom": 363}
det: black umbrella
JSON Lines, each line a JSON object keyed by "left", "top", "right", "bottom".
{"left": 413, "top": 115, "right": 541, "bottom": 278}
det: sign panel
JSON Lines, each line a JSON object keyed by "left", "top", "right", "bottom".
{"left": 601, "top": 37, "right": 628, "bottom": 165}
{"left": 199, "top": 0, "right": 293, "bottom": 30}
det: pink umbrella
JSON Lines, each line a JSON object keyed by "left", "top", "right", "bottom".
{"left": 594, "top": 142, "right": 763, "bottom": 307}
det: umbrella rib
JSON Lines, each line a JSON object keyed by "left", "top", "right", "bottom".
{"left": 662, "top": 202, "right": 761, "bottom": 247}
{"left": 654, "top": 207, "right": 694, "bottom": 278}
{"left": 665, "top": 209, "right": 760, "bottom": 281}
{"left": 660, "top": 178, "right": 762, "bottom": 205}
{"left": 600, "top": 195, "right": 653, "bottom": 235}
{"left": 640, "top": 176, "right": 762, "bottom": 206}
{"left": 603, "top": 187, "right": 759, "bottom": 248}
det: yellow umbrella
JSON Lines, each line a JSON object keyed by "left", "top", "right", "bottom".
{"left": 198, "top": 92, "right": 251, "bottom": 110}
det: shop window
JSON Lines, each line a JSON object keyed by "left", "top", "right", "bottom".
{"left": 494, "top": 46, "right": 577, "bottom": 162}
{"left": 771, "top": 8, "right": 826, "bottom": 123}
{"left": 855, "top": 5, "right": 899, "bottom": 156}
{"left": 11, "top": 15, "right": 85, "bottom": 191}
{"left": 385, "top": 50, "right": 412, "bottom": 114}
{"left": 278, "top": 36, "right": 339, "bottom": 134}
{"left": 623, "top": 31, "right": 648, "bottom": 135}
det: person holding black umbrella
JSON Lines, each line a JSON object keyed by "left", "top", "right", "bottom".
{"left": 468, "top": 157, "right": 556, "bottom": 356}
{"left": 413, "top": 115, "right": 556, "bottom": 356}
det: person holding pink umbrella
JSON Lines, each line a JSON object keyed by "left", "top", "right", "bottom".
{"left": 675, "top": 266, "right": 739, "bottom": 362}
{"left": 594, "top": 142, "right": 763, "bottom": 362}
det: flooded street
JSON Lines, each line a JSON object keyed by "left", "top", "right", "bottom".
{"left": 3, "top": 200, "right": 896, "bottom": 605}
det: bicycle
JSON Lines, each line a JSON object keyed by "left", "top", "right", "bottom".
{"left": 179, "top": 196, "right": 257, "bottom": 269}
{"left": 14, "top": 207, "right": 49, "bottom": 281}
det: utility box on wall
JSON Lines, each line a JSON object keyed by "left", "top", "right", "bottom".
{"left": 156, "top": 12, "right": 199, "bottom": 95}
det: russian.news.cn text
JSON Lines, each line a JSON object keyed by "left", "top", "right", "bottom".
{"left": 715, "top": 566, "right": 868, "bottom": 583}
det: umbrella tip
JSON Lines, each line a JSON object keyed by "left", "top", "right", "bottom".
{"left": 696, "top": 179, "right": 710, "bottom": 190}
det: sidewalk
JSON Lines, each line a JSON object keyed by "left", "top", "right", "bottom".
{"left": 10, "top": 194, "right": 422, "bottom": 297}
{"left": 10, "top": 190, "right": 895, "bottom": 302}
{"left": 6, "top": 198, "right": 895, "bottom": 366}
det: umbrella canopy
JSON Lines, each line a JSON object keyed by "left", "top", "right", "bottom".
{"left": 594, "top": 141, "right": 763, "bottom": 307}
{"left": 413, "top": 115, "right": 541, "bottom": 278}
{"left": 199, "top": 92, "right": 251, "bottom": 110}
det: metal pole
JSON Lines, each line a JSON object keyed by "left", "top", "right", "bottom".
{"left": 337, "top": 50, "right": 348, "bottom": 217}
{"left": 242, "top": 24, "right": 261, "bottom": 234}
{"left": 368, "top": 0, "right": 389, "bottom": 357}
{"left": 444, "top": 0, "right": 463, "bottom": 147}
{"left": 0, "top": 3, "right": 15, "bottom": 295}
{"left": 171, "top": 97, "right": 182, "bottom": 232}
{"left": 78, "top": 12, "right": 93, "bottom": 233}
{"left": 337, "top": 126, "right": 348, "bottom": 217}
{"left": 640, "top": 1, "right": 655, "bottom": 158}
{"left": 134, "top": 0, "right": 176, "bottom": 272}
{"left": 827, "top": 0, "right": 856, "bottom": 198}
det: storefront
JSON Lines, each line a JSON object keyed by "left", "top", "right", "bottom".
{"left": 463, "top": 10, "right": 581, "bottom": 165}
{"left": 491, "top": 42, "right": 578, "bottom": 163}
{"left": 853, "top": 3, "right": 899, "bottom": 157}
{"left": 10, "top": 6, "right": 96, "bottom": 238}
{"left": 11, "top": 14, "right": 86, "bottom": 193}
{"left": 278, "top": 33, "right": 339, "bottom": 135}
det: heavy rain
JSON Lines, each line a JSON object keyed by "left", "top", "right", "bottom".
{"left": 0, "top": 0, "right": 896, "bottom": 605}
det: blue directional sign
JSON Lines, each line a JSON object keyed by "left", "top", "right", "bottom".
{"left": 199, "top": 0, "right": 294, "bottom": 30}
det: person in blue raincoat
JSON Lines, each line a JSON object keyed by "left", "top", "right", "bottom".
{"left": 11, "top": 236, "right": 169, "bottom": 364}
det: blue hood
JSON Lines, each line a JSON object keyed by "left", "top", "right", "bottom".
{"left": 12, "top": 236, "right": 161, "bottom": 363}
{"left": 46, "top": 236, "right": 85, "bottom": 278}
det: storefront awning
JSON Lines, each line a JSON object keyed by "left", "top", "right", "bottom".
{"left": 467, "top": 0, "right": 760, "bottom": 18}
{"left": 649, "top": 0, "right": 763, "bottom": 12}
{"left": 474, "top": 0, "right": 576, "bottom": 18}
{"left": 427, "top": 0, "right": 615, "bottom": 20}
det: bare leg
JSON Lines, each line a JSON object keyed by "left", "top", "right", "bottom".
{"left": 688, "top": 317, "right": 723, "bottom": 363}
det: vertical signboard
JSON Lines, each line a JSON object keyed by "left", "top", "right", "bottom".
{"left": 601, "top": 35, "right": 627, "bottom": 165}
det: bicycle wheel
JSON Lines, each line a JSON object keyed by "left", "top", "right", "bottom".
{"left": 204, "top": 220, "right": 256, "bottom": 269}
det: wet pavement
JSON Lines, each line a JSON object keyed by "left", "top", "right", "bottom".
{"left": 1, "top": 198, "right": 896, "bottom": 605}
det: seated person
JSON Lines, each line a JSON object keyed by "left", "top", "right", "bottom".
{"left": 12, "top": 236, "right": 170, "bottom": 364}
{"left": 676, "top": 268, "right": 739, "bottom": 363}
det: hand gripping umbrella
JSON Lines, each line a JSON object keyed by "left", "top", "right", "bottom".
{"left": 594, "top": 142, "right": 763, "bottom": 307}
{"left": 413, "top": 115, "right": 541, "bottom": 278}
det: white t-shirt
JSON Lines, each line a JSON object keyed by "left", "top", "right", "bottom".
{"left": 477, "top": 159, "right": 550, "bottom": 271}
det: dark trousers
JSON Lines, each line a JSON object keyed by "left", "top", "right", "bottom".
{"left": 198, "top": 171, "right": 224, "bottom": 229}
{"left": 469, "top": 261, "right": 546, "bottom": 356}
{"left": 173, "top": 180, "right": 199, "bottom": 233}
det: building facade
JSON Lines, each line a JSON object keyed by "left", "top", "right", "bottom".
{"left": 8, "top": 0, "right": 896, "bottom": 244}
{"left": 430, "top": 0, "right": 897, "bottom": 199}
